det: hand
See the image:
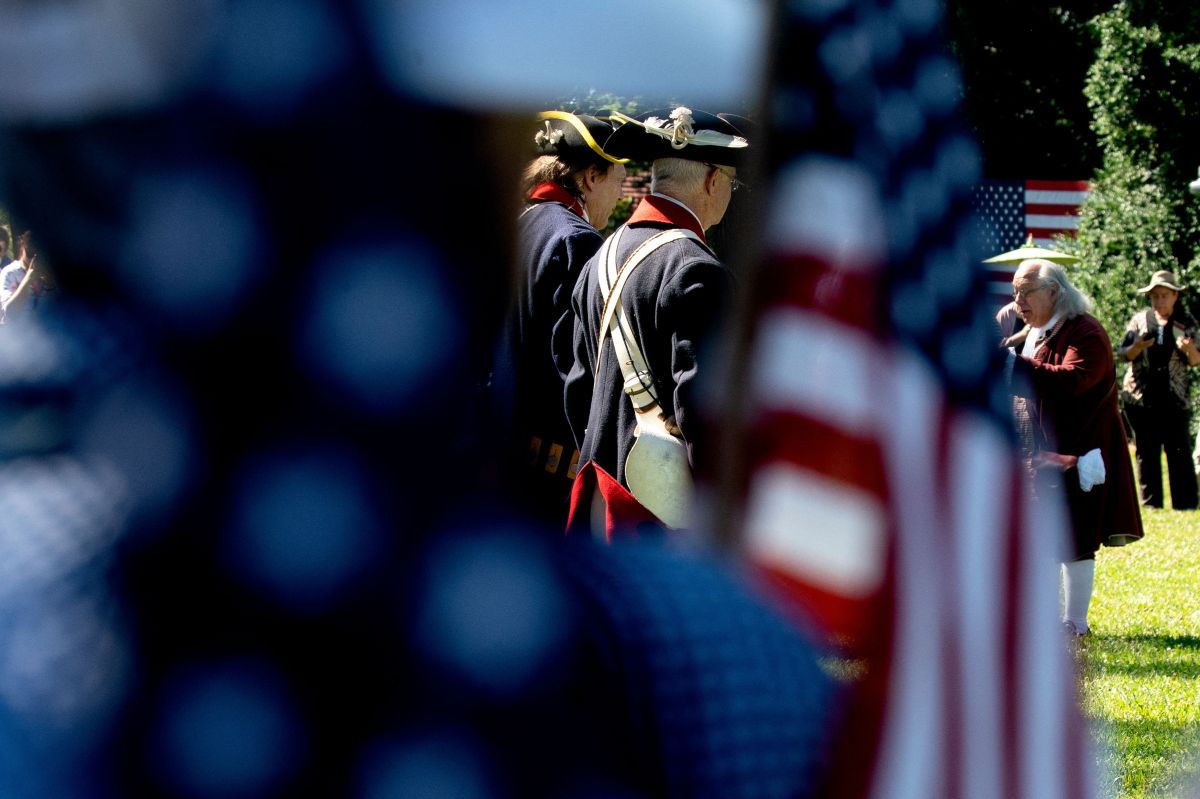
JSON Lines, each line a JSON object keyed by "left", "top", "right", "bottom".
{"left": 1034, "top": 452, "right": 1078, "bottom": 472}
{"left": 1127, "top": 334, "right": 1154, "bottom": 356}
{"left": 1179, "top": 336, "right": 1195, "bottom": 353}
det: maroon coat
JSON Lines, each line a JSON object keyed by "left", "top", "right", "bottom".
{"left": 1016, "top": 313, "right": 1144, "bottom": 559}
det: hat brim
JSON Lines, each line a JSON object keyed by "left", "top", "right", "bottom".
{"left": 605, "top": 108, "right": 751, "bottom": 168}
{"left": 535, "top": 112, "right": 627, "bottom": 165}
{"left": 1138, "top": 281, "right": 1184, "bottom": 293}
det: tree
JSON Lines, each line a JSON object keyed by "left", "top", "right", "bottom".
{"left": 1072, "top": 1, "right": 1200, "bottom": 339}
{"left": 946, "top": 0, "right": 1117, "bottom": 178}
{"left": 546, "top": 91, "right": 660, "bottom": 118}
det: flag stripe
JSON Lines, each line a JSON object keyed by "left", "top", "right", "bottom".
{"left": 744, "top": 461, "right": 888, "bottom": 598}
{"left": 751, "top": 309, "right": 884, "bottom": 436}
{"left": 1025, "top": 191, "right": 1089, "bottom": 207}
{"left": 950, "top": 414, "right": 1008, "bottom": 799}
{"left": 869, "top": 354, "right": 946, "bottom": 799}
{"left": 767, "top": 157, "right": 889, "bottom": 271}
{"left": 1026, "top": 179, "right": 1089, "bottom": 192}
{"left": 759, "top": 258, "right": 880, "bottom": 332}
{"left": 1026, "top": 215, "right": 1080, "bottom": 230}
{"left": 749, "top": 412, "right": 888, "bottom": 497}
{"left": 1024, "top": 203, "right": 1084, "bottom": 217}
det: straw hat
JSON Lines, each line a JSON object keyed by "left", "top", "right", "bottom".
{"left": 1137, "top": 270, "right": 1185, "bottom": 293}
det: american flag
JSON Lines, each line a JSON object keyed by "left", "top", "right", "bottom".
{"left": 971, "top": 179, "right": 1092, "bottom": 252}
{"left": 731, "top": 2, "right": 1093, "bottom": 797}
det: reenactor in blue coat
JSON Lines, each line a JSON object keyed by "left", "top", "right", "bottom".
{"left": 507, "top": 111, "right": 627, "bottom": 528}
{"left": 564, "top": 107, "right": 751, "bottom": 532}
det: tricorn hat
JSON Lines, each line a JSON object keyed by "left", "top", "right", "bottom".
{"left": 533, "top": 111, "right": 628, "bottom": 167}
{"left": 1137, "top": 270, "right": 1185, "bottom": 293}
{"left": 604, "top": 106, "right": 751, "bottom": 168}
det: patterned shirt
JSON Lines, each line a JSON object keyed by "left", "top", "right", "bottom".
{"left": 1119, "top": 309, "right": 1195, "bottom": 409}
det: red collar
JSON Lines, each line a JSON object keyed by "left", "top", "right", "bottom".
{"left": 527, "top": 182, "right": 587, "bottom": 220}
{"left": 627, "top": 194, "right": 706, "bottom": 243}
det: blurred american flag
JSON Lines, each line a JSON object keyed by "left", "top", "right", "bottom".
{"left": 732, "top": 1, "right": 1095, "bottom": 797}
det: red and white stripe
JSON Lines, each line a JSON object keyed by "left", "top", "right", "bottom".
{"left": 1026, "top": 179, "right": 1090, "bottom": 247}
{"left": 741, "top": 157, "right": 1094, "bottom": 799}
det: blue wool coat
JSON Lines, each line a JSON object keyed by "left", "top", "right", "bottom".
{"left": 564, "top": 195, "right": 734, "bottom": 487}
{"left": 505, "top": 195, "right": 603, "bottom": 523}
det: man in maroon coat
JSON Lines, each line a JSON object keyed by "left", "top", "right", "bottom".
{"left": 1009, "top": 258, "right": 1143, "bottom": 636}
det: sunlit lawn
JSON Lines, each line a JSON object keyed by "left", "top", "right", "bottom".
{"left": 1082, "top": 453, "right": 1200, "bottom": 798}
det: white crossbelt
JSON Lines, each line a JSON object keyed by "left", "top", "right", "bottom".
{"left": 594, "top": 226, "right": 704, "bottom": 410}
{"left": 591, "top": 225, "right": 705, "bottom": 529}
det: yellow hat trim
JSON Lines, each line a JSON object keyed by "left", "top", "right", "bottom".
{"left": 538, "top": 111, "right": 629, "bottom": 164}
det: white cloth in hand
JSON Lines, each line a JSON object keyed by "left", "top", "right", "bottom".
{"left": 1078, "top": 448, "right": 1105, "bottom": 492}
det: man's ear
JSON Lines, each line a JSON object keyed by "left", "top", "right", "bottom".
{"left": 705, "top": 165, "right": 721, "bottom": 195}
{"left": 580, "top": 164, "right": 603, "bottom": 193}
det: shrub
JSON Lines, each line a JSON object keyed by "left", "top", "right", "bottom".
{"left": 1074, "top": 2, "right": 1200, "bottom": 341}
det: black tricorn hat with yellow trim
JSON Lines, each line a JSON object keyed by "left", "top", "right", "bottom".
{"left": 604, "top": 106, "right": 752, "bottom": 168}
{"left": 533, "top": 110, "right": 628, "bottom": 167}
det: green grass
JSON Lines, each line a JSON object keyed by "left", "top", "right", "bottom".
{"left": 1082, "top": 459, "right": 1200, "bottom": 798}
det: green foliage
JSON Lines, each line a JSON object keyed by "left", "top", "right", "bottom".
{"left": 546, "top": 91, "right": 672, "bottom": 118}
{"left": 545, "top": 90, "right": 755, "bottom": 120}
{"left": 1073, "top": 3, "right": 1200, "bottom": 344}
{"left": 601, "top": 196, "right": 635, "bottom": 237}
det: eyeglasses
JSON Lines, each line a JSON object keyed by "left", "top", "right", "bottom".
{"left": 708, "top": 163, "right": 748, "bottom": 193}
{"left": 1013, "top": 284, "right": 1047, "bottom": 301}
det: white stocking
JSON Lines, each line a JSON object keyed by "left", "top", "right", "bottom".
{"left": 1061, "top": 559, "right": 1096, "bottom": 633}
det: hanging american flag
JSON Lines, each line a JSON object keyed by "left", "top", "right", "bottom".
{"left": 971, "top": 179, "right": 1092, "bottom": 252}
{"left": 730, "top": 1, "right": 1094, "bottom": 797}
{"left": 1026, "top": 179, "right": 1091, "bottom": 245}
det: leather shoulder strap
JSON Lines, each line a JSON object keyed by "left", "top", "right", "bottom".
{"left": 594, "top": 228, "right": 703, "bottom": 365}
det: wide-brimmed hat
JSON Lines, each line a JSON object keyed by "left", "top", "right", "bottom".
{"left": 532, "top": 111, "right": 628, "bottom": 167}
{"left": 603, "top": 106, "right": 751, "bottom": 168}
{"left": 1137, "top": 270, "right": 1185, "bottom": 293}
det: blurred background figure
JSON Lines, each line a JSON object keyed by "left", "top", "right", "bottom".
{"left": 0, "top": 228, "right": 51, "bottom": 322}
{"left": 0, "top": 224, "right": 11, "bottom": 267}
{"left": 1118, "top": 269, "right": 1200, "bottom": 509}
{"left": 503, "top": 110, "right": 627, "bottom": 530}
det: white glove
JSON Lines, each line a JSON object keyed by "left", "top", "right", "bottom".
{"left": 1078, "top": 448, "right": 1105, "bottom": 492}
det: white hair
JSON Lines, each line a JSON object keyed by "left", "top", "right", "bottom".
{"left": 650, "top": 157, "right": 709, "bottom": 194}
{"left": 1020, "top": 258, "right": 1092, "bottom": 319}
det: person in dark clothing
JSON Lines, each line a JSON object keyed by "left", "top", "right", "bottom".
{"left": 1117, "top": 269, "right": 1200, "bottom": 509}
{"left": 507, "top": 111, "right": 627, "bottom": 529}
{"left": 564, "top": 107, "right": 749, "bottom": 532}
